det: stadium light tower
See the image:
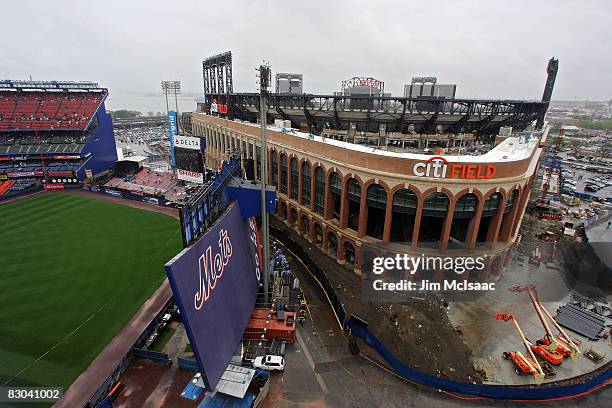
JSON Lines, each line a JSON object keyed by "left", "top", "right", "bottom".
{"left": 161, "top": 80, "right": 181, "bottom": 114}
{"left": 257, "top": 62, "right": 271, "bottom": 305}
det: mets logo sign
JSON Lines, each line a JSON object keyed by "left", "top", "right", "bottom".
{"left": 194, "top": 229, "right": 233, "bottom": 310}
{"left": 413, "top": 156, "right": 497, "bottom": 179}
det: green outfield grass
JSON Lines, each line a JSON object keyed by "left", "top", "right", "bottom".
{"left": 0, "top": 193, "right": 183, "bottom": 389}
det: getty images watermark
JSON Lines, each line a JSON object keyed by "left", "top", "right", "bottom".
{"left": 370, "top": 254, "right": 494, "bottom": 292}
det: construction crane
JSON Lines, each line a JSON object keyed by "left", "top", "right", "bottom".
{"left": 528, "top": 289, "right": 581, "bottom": 360}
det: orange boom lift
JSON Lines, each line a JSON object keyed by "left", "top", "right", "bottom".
{"left": 527, "top": 289, "right": 581, "bottom": 360}
{"left": 496, "top": 312, "right": 545, "bottom": 383}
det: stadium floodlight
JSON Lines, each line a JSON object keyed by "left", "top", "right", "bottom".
{"left": 161, "top": 80, "right": 182, "bottom": 114}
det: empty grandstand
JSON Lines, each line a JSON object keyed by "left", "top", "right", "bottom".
{"left": 102, "top": 166, "right": 190, "bottom": 204}
{"left": 0, "top": 80, "right": 117, "bottom": 199}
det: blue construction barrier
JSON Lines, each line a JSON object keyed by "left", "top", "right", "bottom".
{"left": 178, "top": 357, "right": 200, "bottom": 372}
{"left": 346, "top": 319, "right": 611, "bottom": 400}
{"left": 131, "top": 348, "right": 171, "bottom": 364}
{"left": 95, "top": 396, "right": 113, "bottom": 408}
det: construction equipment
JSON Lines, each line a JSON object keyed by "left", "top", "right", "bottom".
{"left": 528, "top": 290, "right": 581, "bottom": 360}
{"left": 584, "top": 348, "right": 605, "bottom": 363}
{"left": 495, "top": 312, "right": 545, "bottom": 384}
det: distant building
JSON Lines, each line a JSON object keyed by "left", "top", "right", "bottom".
{"left": 404, "top": 77, "right": 457, "bottom": 99}
{"left": 275, "top": 73, "right": 303, "bottom": 94}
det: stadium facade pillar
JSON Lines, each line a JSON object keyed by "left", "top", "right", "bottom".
{"left": 324, "top": 175, "right": 332, "bottom": 220}
{"left": 466, "top": 199, "right": 485, "bottom": 248}
{"left": 277, "top": 154, "right": 282, "bottom": 191}
{"left": 382, "top": 197, "right": 393, "bottom": 242}
{"left": 411, "top": 200, "right": 424, "bottom": 248}
{"left": 486, "top": 195, "right": 507, "bottom": 249}
{"left": 499, "top": 193, "right": 521, "bottom": 242}
{"left": 287, "top": 157, "right": 293, "bottom": 200}
{"left": 339, "top": 178, "right": 349, "bottom": 229}
{"left": 440, "top": 201, "right": 456, "bottom": 252}
{"left": 322, "top": 225, "right": 329, "bottom": 252}
{"left": 357, "top": 193, "right": 367, "bottom": 239}
{"left": 510, "top": 186, "right": 531, "bottom": 240}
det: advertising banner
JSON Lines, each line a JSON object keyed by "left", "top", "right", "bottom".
{"left": 176, "top": 168, "right": 204, "bottom": 183}
{"left": 168, "top": 111, "right": 178, "bottom": 166}
{"left": 165, "top": 203, "right": 261, "bottom": 390}
{"left": 173, "top": 135, "right": 201, "bottom": 150}
{"left": 6, "top": 170, "right": 43, "bottom": 178}
{"left": 44, "top": 184, "right": 65, "bottom": 191}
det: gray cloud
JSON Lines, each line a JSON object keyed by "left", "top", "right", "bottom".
{"left": 1, "top": 0, "right": 610, "bottom": 100}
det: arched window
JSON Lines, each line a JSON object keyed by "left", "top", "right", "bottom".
{"left": 290, "top": 158, "right": 299, "bottom": 198}
{"left": 301, "top": 162, "right": 311, "bottom": 207}
{"left": 422, "top": 192, "right": 449, "bottom": 217}
{"left": 505, "top": 190, "right": 518, "bottom": 213}
{"left": 345, "top": 178, "right": 361, "bottom": 231}
{"left": 329, "top": 172, "right": 342, "bottom": 220}
{"left": 270, "top": 150, "right": 278, "bottom": 187}
{"left": 280, "top": 154, "right": 288, "bottom": 194}
{"left": 314, "top": 167, "right": 325, "bottom": 215}
{"left": 454, "top": 193, "right": 478, "bottom": 218}
{"left": 483, "top": 193, "right": 502, "bottom": 217}
{"left": 392, "top": 189, "right": 418, "bottom": 213}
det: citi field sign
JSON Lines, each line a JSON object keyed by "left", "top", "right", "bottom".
{"left": 165, "top": 203, "right": 261, "bottom": 390}
{"left": 413, "top": 156, "right": 497, "bottom": 179}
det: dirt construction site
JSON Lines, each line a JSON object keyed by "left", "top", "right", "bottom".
{"left": 270, "top": 213, "right": 611, "bottom": 390}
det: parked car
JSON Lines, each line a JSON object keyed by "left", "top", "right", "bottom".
{"left": 253, "top": 355, "right": 285, "bottom": 371}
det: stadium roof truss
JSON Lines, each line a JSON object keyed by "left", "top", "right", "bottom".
{"left": 221, "top": 93, "right": 547, "bottom": 135}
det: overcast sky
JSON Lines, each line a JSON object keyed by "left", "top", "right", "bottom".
{"left": 1, "top": 0, "right": 610, "bottom": 100}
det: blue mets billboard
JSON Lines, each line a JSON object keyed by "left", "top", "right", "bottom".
{"left": 165, "top": 202, "right": 261, "bottom": 390}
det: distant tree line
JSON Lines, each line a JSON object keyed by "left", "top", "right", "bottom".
{"left": 108, "top": 110, "right": 165, "bottom": 119}
{"left": 574, "top": 115, "right": 612, "bottom": 131}
{"left": 109, "top": 110, "right": 142, "bottom": 119}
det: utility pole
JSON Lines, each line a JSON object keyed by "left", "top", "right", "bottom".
{"left": 258, "top": 63, "right": 271, "bottom": 306}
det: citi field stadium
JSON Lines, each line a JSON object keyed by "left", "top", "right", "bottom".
{"left": 192, "top": 59, "right": 560, "bottom": 274}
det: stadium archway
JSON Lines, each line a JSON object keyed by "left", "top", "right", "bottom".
{"left": 313, "top": 222, "right": 323, "bottom": 246}
{"left": 344, "top": 177, "right": 361, "bottom": 232}
{"left": 328, "top": 231, "right": 338, "bottom": 257}
{"left": 418, "top": 192, "right": 449, "bottom": 246}
{"left": 290, "top": 208, "right": 298, "bottom": 226}
{"left": 278, "top": 201, "right": 287, "bottom": 220}
{"left": 301, "top": 161, "right": 311, "bottom": 207}
{"left": 344, "top": 241, "right": 356, "bottom": 267}
{"left": 301, "top": 215, "right": 310, "bottom": 237}
{"left": 390, "top": 188, "right": 418, "bottom": 243}
{"left": 366, "top": 183, "right": 387, "bottom": 240}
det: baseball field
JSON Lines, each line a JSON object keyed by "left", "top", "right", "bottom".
{"left": 0, "top": 192, "right": 183, "bottom": 389}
